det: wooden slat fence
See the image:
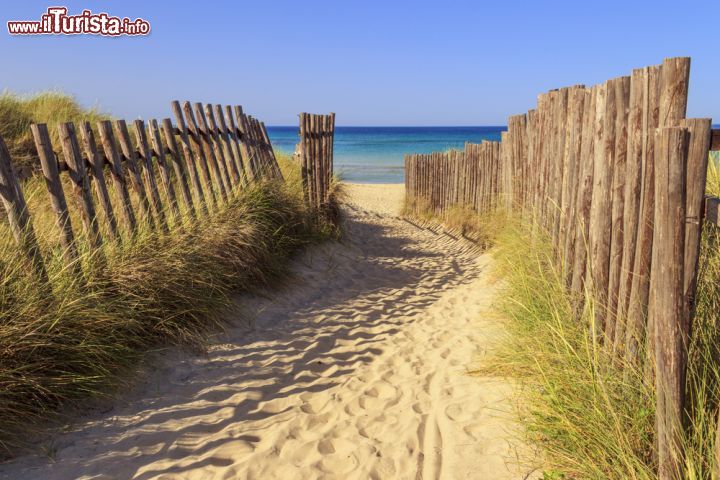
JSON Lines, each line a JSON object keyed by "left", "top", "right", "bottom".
{"left": 299, "top": 112, "right": 335, "bottom": 209}
{"left": 0, "top": 100, "right": 283, "bottom": 282}
{"left": 405, "top": 57, "right": 717, "bottom": 479}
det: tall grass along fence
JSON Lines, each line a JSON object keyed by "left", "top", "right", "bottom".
{"left": 0, "top": 99, "right": 338, "bottom": 452}
{"left": 0, "top": 100, "right": 284, "bottom": 280}
{"left": 299, "top": 112, "right": 335, "bottom": 209}
{"left": 404, "top": 57, "right": 719, "bottom": 479}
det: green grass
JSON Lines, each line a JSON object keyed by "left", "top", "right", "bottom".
{"left": 0, "top": 149, "right": 338, "bottom": 456}
{"left": 486, "top": 220, "right": 657, "bottom": 479}
{"left": 0, "top": 91, "right": 110, "bottom": 170}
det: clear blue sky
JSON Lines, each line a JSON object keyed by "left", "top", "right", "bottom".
{"left": 1, "top": 0, "right": 718, "bottom": 126}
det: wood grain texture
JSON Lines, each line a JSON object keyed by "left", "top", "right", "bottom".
{"left": 148, "top": 119, "right": 181, "bottom": 224}
{"left": 79, "top": 122, "right": 119, "bottom": 240}
{"left": 613, "top": 68, "right": 647, "bottom": 354}
{"left": 706, "top": 197, "right": 720, "bottom": 226}
{"left": 114, "top": 120, "right": 156, "bottom": 229}
{"left": 170, "top": 102, "right": 210, "bottom": 213}
{"left": 625, "top": 65, "right": 661, "bottom": 366}
{"left": 177, "top": 101, "right": 218, "bottom": 208}
{"left": 0, "top": 134, "right": 47, "bottom": 281}
{"left": 680, "top": 118, "right": 711, "bottom": 326}
{"left": 31, "top": 123, "right": 81, "bottom": 272}
{"left": 214, "top": 104, "right": 242, "bottom": 185}
{"left": 651, "top": 126, "right": 689, "bottom": 480}
{"left": 59, "top": 122, "right": 103, "bottom": 249}
{"left": 133, "top": 119, "right": 168, "bottom": 232}
{"left": 202, "top": 104, "right": 234, "bottom": 194}
{"left": 224, "top": 105, "right": 248, "bottom": 186}
{"left": 234, "top": 106, "right": 258, "bottom": 182}
{"left": 191, "top": 102, "right": 228, "bottom": 203}
{"left": 97, "top": 120, "right": 137, "bottom": 234}
{"left": 605, "top": 76, "right": 631, "bottom": 348}
{"left": 588, "top": 81, "right": 613, "bottom": 338}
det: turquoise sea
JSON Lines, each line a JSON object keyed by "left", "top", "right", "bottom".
{"left": 266, "top": 126, "right": 507, "bottom": 184}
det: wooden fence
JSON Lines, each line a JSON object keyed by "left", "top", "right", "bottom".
{"left": 0, "top": 100, "right": 283, "bottom": 280}
{"left": 299, "top": 112, "right": 335, "bottom": 208}
{"left": 405, "top": 57, "right": 717, "bottom": 479}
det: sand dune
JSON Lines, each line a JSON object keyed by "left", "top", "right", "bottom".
{"left": 0, "top": 183, "right": 539, "bottom": 480}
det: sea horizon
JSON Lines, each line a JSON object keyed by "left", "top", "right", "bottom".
{"left": 267, "top": 125, "right": 508, "bottom": 184}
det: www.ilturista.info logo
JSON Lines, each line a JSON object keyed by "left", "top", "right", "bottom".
{"left": 7, "top": 7, "right": 150, "bottom": 36}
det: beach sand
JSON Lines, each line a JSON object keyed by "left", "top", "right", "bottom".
{"left": 0, "top": 183, "right": 539, "bottom": 479}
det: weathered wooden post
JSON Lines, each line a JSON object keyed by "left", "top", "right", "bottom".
{"left": 79, "top": 122, "right": 120, "bottom": 240}
{"left": 58, "top": 122, "right": 103, "bottom": 250}
{"left": 0, "top": 134, "right": 48, "bottom": 282}
{"left": 613, "top": 68, "right": 647, "bottom": 355}
{"left": 147, "top": 119, "right": 182, "bottom": 224}
{"left": 114, "top": 120, "right": 157, "bottom": 230}
{"left": 97, "top": 120, "right": 138, "bottom": 234}
{"left": 31, "top": 123, "right": 81, "bottom": 274}
{"left": 189, "top": 102, "right": 228, "bottom": 203}
{"left": 133, "top": 119, "right": 168, "bottom": 232}
{"left": 651, "top": 126, "right": 689, "bottom": 480}
{"left": 169, "top": 102, "right": 211, "bottom": 212}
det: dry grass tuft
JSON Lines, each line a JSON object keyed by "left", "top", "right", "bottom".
{"left": 0, "top": 91, "right": 109, "bottom": 170}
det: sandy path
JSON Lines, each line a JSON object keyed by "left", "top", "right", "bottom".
{"left": 0, "top": 184, "right": 537, "bottom": 480}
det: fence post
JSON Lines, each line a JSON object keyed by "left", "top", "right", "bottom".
{"left": 189, "top": 102, "right": 228, "bottom": 203}
{"left": 31, "top": 123, "right": 81, "bottom": 274}
{"left": 251, "top": 117, "right": 270, "bottom": 178}
{"left": 299, "top": 113, "right": 310, "bottom": 204}
{"left": 224, "top": 105, "right": 249, "bottom": 186}
{"left": 174, "top": 101, "right": 218, "bottom": 208}
{"left": 260, "top": 121, "right": 283, "bottom": 181}
{"left": 614, "top": 68, "right": 648, "bottom": 355}
{"left": 561, "top": 87, "right": 586, "bottom": 283}
{"left": 213, "top": 105, "right": 242, "bottom": 185}
{"left": 625, "top": 65, "right": 661, "bottom": 366}
{"left": 133, "top": 119, "right": 168, "bottom": 232}
{"left": 587, "top": 81, "right": 613, "bottom": 341}
{"left": 79, "top": 122, "right": 120, "bottom": 240}
{"left": 328, "top": 113, "right": 335, "bottom": 188}
{"left": 645, "top": 57, "right": 692, "bottom": 375}
{"left": 58, "top": 122, "right": 103, "bottom": 250}
{"left": 159, "top": 118, "right": 197, "bottom": 218}
{"left": 680, "top": 118, "right": 711, "bottom": 327}
{"left": 605, "top": 76, "right": 631, "bottom": 350}
{"left": 114, "top": 120, "right": 157, "bottom": 230}
{"left": 170, "top": 102, "right": 212, "bottom": 212}
{"left": 201, "top": 104, "right": 234, "bottom": 194}
{"left": 234, "top": 106, "right": 258, "bottom": 182}
{"left": 0, "top": 134, "right": 48, "bottom": 283}
{"left": 652, "top": 126, "right": 689, "bottom": 480}
{"left": 148, "top": 119, "right": 182, "bottom": 224}
{"left": 97, "top": 120, "right": 138, "bottom": 235}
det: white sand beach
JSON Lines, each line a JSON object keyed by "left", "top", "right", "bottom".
{"left": 0, "top": 184, "right": 538, "bottom": 480}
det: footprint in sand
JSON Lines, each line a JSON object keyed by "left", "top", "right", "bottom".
{"left": 317, "top": 438, "right": 362, "bottom": 474}
{"left": 299, "top": 392, "right": 332, "bottom": 414}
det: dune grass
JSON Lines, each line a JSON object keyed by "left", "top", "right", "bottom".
{"left": 488, "top": 220, "right": 657, "bottom": 479}
{"left": 406, "top": 160, "right": 720, "bottom": 478}
{"left": 0, "top": 91, "right": 109, "bottom": 170}
{"left": 487, "top": 165, "right": 720, "bottom": 478}
{"left": 0, "top": 151, "right": 339, "bottom": 456}
{"left": 402, "top": 197, "right": 505, "bottom": 248}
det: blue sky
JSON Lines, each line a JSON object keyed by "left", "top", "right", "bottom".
{"left": 1, "top": 0, "right": 718, "bottom": 126}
